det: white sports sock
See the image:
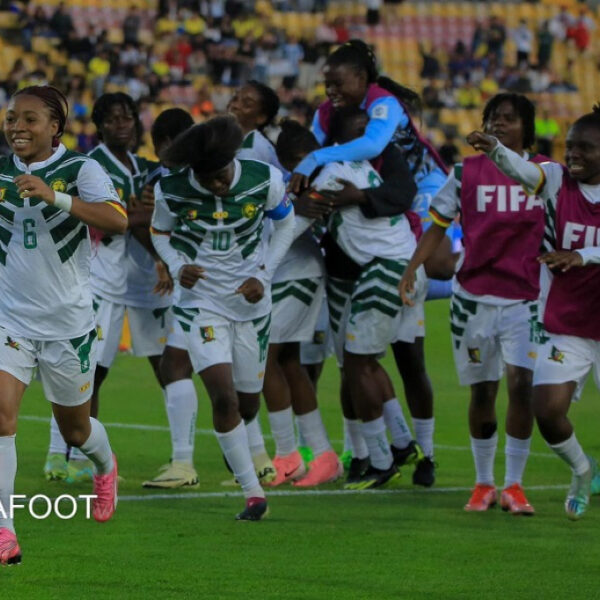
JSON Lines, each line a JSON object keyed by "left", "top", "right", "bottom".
{"left": 504, "top": 434, "right": 531, "bottom": 487}
{"left": 382, "top": 398, "right": 412, "bottom": 449}
{"left": 245, "top": 415, "right": 267, "bottom": 458}
{"left": 215, "top": 421, "right": 263, "bottom": 499}
{"left": 470, "top": 433, "right": 497, "bottom": 486}
{"left": 165, "top": 379, "right": 198, "bottom": 464}
{"left": 48, "top": 415, "right": 67, "bottom": 455}
{"left": 361, "top": 417, "right": 393, "bottom": 470}
{"left": 0, "top": 435, "right": 16, "bottom": 533}
{"left": 296, "top": 417, "right": 308, "bottom": 447}
{"left": 550, "top": 433, "right": 589, "bottom": 476}
{"left": 296, "top": 409, "right": 332, "bottom": 457}
{"left": 78, "top": 418, "right": 114, "bottom": 475}
{"left": 345, "top": 418, "right": 369, "bottom": 460}
{"left": 343, "top": 418, "right": 353, "bottom": 453}
{"left": 69, "top": 446, "right": 87, "bottom": 461}
{"left": 413, "top": 417, "right": 435, "bottom": 458}
{"left": 267, "top": 407, "right": 296, "bottom": 456}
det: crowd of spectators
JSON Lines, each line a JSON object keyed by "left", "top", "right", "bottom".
{"left": 0, "top": 0, "right": 596, "bottom": 157}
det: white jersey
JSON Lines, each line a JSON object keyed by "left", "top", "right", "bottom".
{"left": 313, "top": 160, "right": 416, "bottom": 264}
{"left": 236, "top": 130, "right": 324, "bottom": 284}
{"left": 0, "top": 145, "right": 121, "bottom": 340}
{"left": 152, "top": 159, "right": 287, "bottom": 321}
{"left": 88, "top": 144, "right": 157, "bottom": 304}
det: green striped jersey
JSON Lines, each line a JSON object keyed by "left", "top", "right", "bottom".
{"left": 88, "top": 144, "right": 158, "bottom": 303}
{"left": 152, "top": 158, "right": 285, "bottom": 320}
{"left": 0, "top": 144, "right": 121, "bottom": 340}
{"left": 313, "top": 160, "right": 416, "bottom": 265}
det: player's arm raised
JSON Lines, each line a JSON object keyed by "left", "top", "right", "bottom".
{"left": 466, "top": 131, "right": 546, "bottom": 195}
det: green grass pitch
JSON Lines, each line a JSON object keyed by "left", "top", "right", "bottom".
{"left": 3, "top": 299, "right": 600, "bottom": 598}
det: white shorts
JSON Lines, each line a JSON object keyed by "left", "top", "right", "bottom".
{"left": 173, "top": 306, "right": 271, "bottom": 393}
{"left": 166, "top": 312, "right": 189, "bottom": 351}
{"left": 93, "top": 296, "right": 125, "bottom": 368}
{"left": 300, "top": 295, "right": 334, "bottom": 365}
{"left": 128, "top": 306, "right": 170, "bottom": 357}
{"left": 0, "top": 327, "right": 97, "bottom": 406}
{"left": 450, "top": 295, "right": 538, "bottom": 386}
{"left": 327, "top": 260, "right": 426, "bottom": 363}
{"left": 270, "top": 277, "right": 324, "bottom": 344}
{"left": 533, "top": 332, "right": 600, "bottom": 393}
{"left": 94, "top": 297, "right": 170, "bottom": 366}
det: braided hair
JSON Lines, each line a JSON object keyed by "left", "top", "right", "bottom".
{"left": 482, "top": 93, "right": 536, "bottom": 149}
{"left": 275, "top": 119, "right": 320, "bottom": 169}
{"left": 91, "top": 92, "right": 139, "bottom": 142}
{"left": 247, "top": 80, "right": 280, "bottom": 130}
{"left": 572, "top": 103, "right": 600, "bottom": 133}
{"left": 14, "top": 85, "right": 68, "bottom": 147}
{"left": 162, "top": 115, "right": 243, "bottom": 174}
{"left": 325, "top": 40, "right": 422, "bottom": 117}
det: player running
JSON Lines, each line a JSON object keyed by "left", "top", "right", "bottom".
{"left": 400, "top": 94, "right": 549, "bottom": 515}
{"left": 0, "top": 85, "right": 123, "bottom": 565}
{"left": 465, "top": 104, "right": 600, "bottom": 520}
{"left": 151, "top": 116, "right": 295, "bottom": 520}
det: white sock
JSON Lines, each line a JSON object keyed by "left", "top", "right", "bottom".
{"left": 245, "top": 415, "right": 267, "bottom": 458}
{"left": 296, "top": 416, "right": 308, "bottom": 447}
{"left": 296, "top": 409, "right": 332, "bottom": 457}
{"left": 504, "top": 434, "right": 531, "bottom": 487}
{"left": 48, "top": 415, "right": 67, "bottom": 455}
{"left": 361, "top": 417, "right": 393, "bottom": 470}
{"left": 550, "top": 433, "right": 590, "bottom": 476}
{"left": 345, "top": 418, "right": 369, "bottom": 460}
{"left": 413, "top": 417, "right": 435, "bottom": 458}
{"left": 0, "top": 435, "right": 16, "bottom": 533}
{"left": 343, "top": 418, "right": 353, "bottom": 453}
{"left": 382, "top": 398, "right": 412, "bottom": 449}
{"left": 165, "top": 379, "right": 198, "bottom": 464}
{"left": 267, "top": 407, "right": 296, "bottom": 456}
{"left": 470, "top": 433, "right": 497, "bottom": 486}
{"left": 69, "top": 447, "right": 86, "bottom": 461}
{"left": 78, "top": 418, "right": 114, "bottom": 475}
{"left": 215, "top": 421, "right": 263, "bottom": 499}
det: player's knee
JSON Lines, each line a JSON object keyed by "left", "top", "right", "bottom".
{"left": 62, "top": 426, "right": 90, "bottom": 448}
{"left": 480, "top": 421, "right": 497, "bottom": 439}
{"left": 0, "top": 413, "right": 17, "bottom": 436}
{"left": 211, "top": 391, "right": 239, "bottom": 419}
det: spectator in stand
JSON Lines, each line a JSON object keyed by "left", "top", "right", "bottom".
{"left": 49, "top": 2, "right": 74, "bottom": 47}
{"left": 549, "top": 5, "right": 574, "bottom": 43}
{"left": 480, "top": 70, "right": 500, "bottom": 100}
{"left": 456, "top": 77, "right": 482, "bottom": 109}
{"left": 438, "top": 131, "right": 460, "bottom": 168}
{"left": 485, "top": 15, "right": 507, "bottom": 67}
{"left": 89, "top": 51, "right": 112, "bottom": 98}
{"left": 537, "top": 20, "right": 554, "bottom": 70}
{"left": 282, "top": 35, "right": 304, "bottom": 89}
{"left": 422, "top": 80, "right": 443, "bottom": 110}
{"left": 366, "top": 0, "right": 382, "bottom": 27}
{"left": 419, "top": 43, "right": 441, "bottom": 80}
{"left": 567, "top": 11, "right": 595, "bottom": 54}
{"left": 439, "top": 79, "right": 457, "bottom": 109}
{"left": 512, "top": 19, "right": 533, "bottom": 67}
{"left": 535, "top": 109, "right": 560, "bottom": 157}
{"left": 123, "top": 6, "right": 142, "bottom": 46}
{"left": 332, "top": 16, "right": 350, "bottom": 43}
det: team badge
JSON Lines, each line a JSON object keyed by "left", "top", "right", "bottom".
{"left": 549, "top": 346, "right": 565, "bottom": 363}
{"left": 4, "top": 336, "right": 19, "bottom": 350}
{"left": 96, "top": 325, "right": 104, "bottom": 341}
{"left": 80, "top": 382, "right": 91, "bottom": 393}
{"left": 242, "top": 203, "right": 257, "bottom": 219}
{"left": 187, "top": 209, "right": 198, "bottom": 220}
{"left": 212, "top": 211, "right": 229, "bottom": 219}
{"left": 50, "top": 179, "right": 67, "bottom": 193}
{"left": 468, "top": 348, "right": 481, "bottom": 364}
{"left": 116, "top": 187, "right": 124, "bottom": 200}
{"left": 200, "top": 326, "right": 215, "bottom": 343}
{"left": 0, "top": 188, "right": 5, "bottom": 202}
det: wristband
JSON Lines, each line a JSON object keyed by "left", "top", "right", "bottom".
{"left": 54, "top": 191, "right": 73, "bottom": 212}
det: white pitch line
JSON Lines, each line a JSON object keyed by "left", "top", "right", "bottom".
{"left": 118, "top": 484, "right": 568, "bottom": 502}
{"left": 19, "top": 414, "right": 557, "bottom": 459}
